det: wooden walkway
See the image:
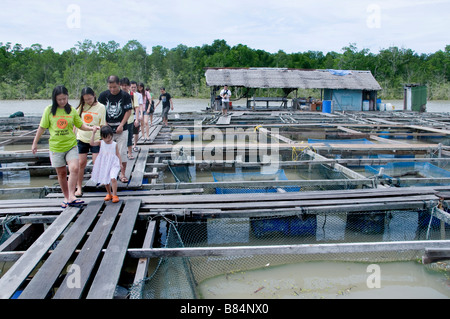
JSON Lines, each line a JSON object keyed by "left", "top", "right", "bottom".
{"left": 0, "top": 199, "right": 141, "bottom": 299}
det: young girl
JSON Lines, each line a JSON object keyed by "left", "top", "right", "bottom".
{"left": 90, "top": 125, "right": 121, "bottom": 203}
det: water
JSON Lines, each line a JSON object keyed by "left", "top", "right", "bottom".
{"left": 0, "top": 98, "right": 211, "bottom": 117}
{"left": 0, "top": 99, "right": 449, "bottom": 117}
{"left": 199, "top": 261, "right": 450, "bottom": 299}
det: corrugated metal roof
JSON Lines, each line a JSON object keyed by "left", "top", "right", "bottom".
{"left": 205, "top": 68, "right": 382, "bottom": 90}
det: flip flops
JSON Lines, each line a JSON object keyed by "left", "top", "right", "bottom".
{"left": 67, "top": 199, "right": 84, "bottom": 207}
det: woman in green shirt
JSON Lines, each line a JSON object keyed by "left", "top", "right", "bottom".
{"left": 32, "top": 86, "right": 98, "bottom": 208}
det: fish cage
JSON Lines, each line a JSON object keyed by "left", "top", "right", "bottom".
{"left": 365, "top": 162, "right": 450, "bottom": 187}
{"left": 212, "top": 169, "right": 300, "bottom": 194}
{"left": 129, "top": 205, "right": 450, "bottom": 299}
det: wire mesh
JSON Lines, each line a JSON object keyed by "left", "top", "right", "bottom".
{"left": 129, "top": 207, "right": 450, "bottom": 299}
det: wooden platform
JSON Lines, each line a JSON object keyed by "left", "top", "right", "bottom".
{"left": 0, "top": 199, "right": 141, "bottom": 299}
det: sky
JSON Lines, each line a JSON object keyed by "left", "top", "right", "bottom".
{"left": 0, "top": 0, "right": 449, "bottom": 55}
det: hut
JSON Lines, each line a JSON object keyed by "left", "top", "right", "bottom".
{"left": 205, "top": 67, "right": 382, "bottom": 112}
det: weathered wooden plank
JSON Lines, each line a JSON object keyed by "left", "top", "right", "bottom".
{"left": 19, "top": 201, "right": 104, "bottom": 299}
{"left": 53, "top": 201, "right": 123, "bottom": 299}
{"left": 0, "top": 206, "right": 80, "bottom": 299}
{"left": 45, "top": 188, "right": 204, "bottom": 198}
{"left": 127, "top": 240, "right": 450, "bottom": 258}
{"left": 0, "top": 224, "right": 37, "bottom": 252}
{"left": 141, "top": 194, "right": 438, "bottom": 211}
{"left": 217, "top": 115, "right": 231, "bottom": 125}
{"left": 128, "top": 147, "right": 149, "bottom": 188}
{"left": 139, "top": 186, "right": 438, "bottom": 205}
{"left": 87, "top": 199, "right": 141, "bottom": 299}
{"left": 422, "top": 248, "right": 450, "bottom": 264}
{"left": 132, "top": 220, "right": 156, "bottom": 293}
{"left": 147, "top": 125, "right": 162, "bottom": 144}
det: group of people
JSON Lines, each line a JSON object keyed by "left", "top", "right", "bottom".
{"left": 31, "top": 76, "right": 174, "bottom": 209}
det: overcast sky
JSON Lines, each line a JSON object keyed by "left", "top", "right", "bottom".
{"left": 1, "top": 0, "right": 449, "bottom": 55}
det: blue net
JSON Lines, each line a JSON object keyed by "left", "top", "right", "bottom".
{"left": 212, "top": 169, "right": 300, "bottom": 194}
{"left": 365, "top": 162, "right": 450, "bottom": 186}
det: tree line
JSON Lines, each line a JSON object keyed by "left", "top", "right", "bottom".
{"left": 0, "top": 39, "right": 449, "bottom": 100}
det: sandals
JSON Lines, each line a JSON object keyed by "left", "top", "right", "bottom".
{"left": 133, "top": 147, "right": 139, "bottom": 152}
{"left": 128, "top": 154, "right": 135, "bottom": 160}
{"left": 63, "top": 199, "right": 84, "bottom": 208}
{"left": 120, "top": 176, "right": 129, "bottom": 183}
{"left": 104, "top": 194, "right": 120, "bottom": 203}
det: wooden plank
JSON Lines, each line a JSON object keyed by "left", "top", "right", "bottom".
{"left": 0, "top": 206, "right": 80, "bottom": 299}
{"left": 147, "top": 125, "right": 162, "bottom": 144}
{"left": 128, "top": 147, "right": 149, "bottom": 188}
{"left": 0, "top": 224, "right": 37, "bottom": 252}
{"left": 87, "top": 199, "right": 141, "bottom": 299}
{"left": 141, "top": 194, "right": 439, "bottom": 211}
{"left": 45, "top": 188, "right": 204, "bottom": 198}
{"left": 19, "top": 201, "right": 104, "bottom": 299}
{"left": 53, "top": 201, "right": 123, "bottom": 299}
{"left": 422, "top": 248, "right": 450, "bottom": 264}
{"left": 132, "top": 220, "right": 156, "bottom": 293}
{"left": 140, "top": 186, "right": 438, "bottom": 205}
{"left": 217, "top": 115, "right": 231, "bottom": 125}
{"left": 127, "top": 240, "right": 450, "bottom": 259}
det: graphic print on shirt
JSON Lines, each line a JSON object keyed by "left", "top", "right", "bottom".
{"left": 83, "top": 113, "right": 94, "bottom": 124}
{"left": 105, "top": 98, "right": 124, "bottom": 120}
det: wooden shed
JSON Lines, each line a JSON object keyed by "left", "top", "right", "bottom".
{"left": 205, "top": 67, "right": 382, "bottom": 112}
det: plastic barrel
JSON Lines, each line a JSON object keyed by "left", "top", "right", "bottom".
{"left": 322, "top": 100, "right": 332, "bottom": 113}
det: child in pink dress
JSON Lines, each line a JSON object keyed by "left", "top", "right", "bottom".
{"left": 90, "top": 125, "right": 121, "bottom": 203}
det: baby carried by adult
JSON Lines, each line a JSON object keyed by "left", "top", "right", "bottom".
{"left": 90, "top": 125, "right": 121, "bottom": 203}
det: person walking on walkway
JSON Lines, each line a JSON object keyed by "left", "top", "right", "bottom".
{"left": 32, "top": 85, "right": 98, "bottom": 208}
{"left": 98, "top": 75, "right": 132, "bottom": 183}
{"left": 154, "top": 87, "right": 173, "bottom": 127}
{"left": 90, "top": 125, "right": 121, "bottom": 203}
{"left": 74, "top": 87, "right": 106, "bottom": 197}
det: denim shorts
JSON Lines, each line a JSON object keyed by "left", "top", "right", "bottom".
{"left": 77, "top": 140, "right": 100, "bottom": 154}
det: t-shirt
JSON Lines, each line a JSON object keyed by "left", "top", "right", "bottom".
{"left": 98, "top": 89, "right": 132, "bottom": 132}
{"left": 76, "top": 102, "right": 107, "bottom": 143}
{"left": 220, "top": 89, "right": 231, "bottom": 102}
{"left": 127, "top": 91, "right": 140, "bottom": 124}
{"left": 159, "top": 92, "right": 172, "bottom": 108}
{"left": 39, "top": 105, "right": 83, "bottom": 153}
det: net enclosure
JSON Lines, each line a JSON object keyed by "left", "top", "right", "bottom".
{"left": 129, "top": 201, "right": 450, "bottom": 299}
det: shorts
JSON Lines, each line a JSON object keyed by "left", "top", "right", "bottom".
{"left": 113, "top": 130, "right": 128, "bottom": 162}
{"left": 49, "top": 146, "right": 79, "bottom": 168}
{"left": 161, "top": 106, "right": 170, "bottom": 120}
{"left": 222, "top": 101, "right": 230, "bottom": 110}
{"left": 127, "top": 122, "right": 134, "bottom": 147}
{"left": 77, "top": 140, "right": 100, "bottom": 154}
{"left": 133, "top": 123, "right": 140, "bottom": 135}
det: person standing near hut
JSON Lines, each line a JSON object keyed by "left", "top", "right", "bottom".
{"left": 74, "top": 87, "right": 106, "bottom": 197}
{"left": 98, "top": 76, "right": 132, "bottom": 183}
{"left": 154, "top": 87, "right": 173, "bottom": 127}
{"left": 220, "top": 85, "right": 232, "bottom": 116}
{"left": 31, "top": 85, "right": 98, "bottom": 208}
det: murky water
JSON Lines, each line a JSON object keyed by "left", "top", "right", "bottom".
{"left": 199, "top": 261, "right": 450, "bottom": 299}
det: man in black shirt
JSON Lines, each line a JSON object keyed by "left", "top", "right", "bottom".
{"left": 154, "top": 87, "right": 173, "bottom": 126}
{"left": 98, "top": 75, "right": 132, "bottom": 183}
